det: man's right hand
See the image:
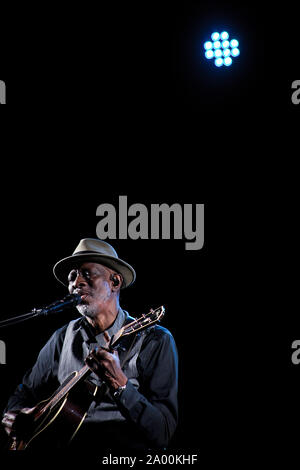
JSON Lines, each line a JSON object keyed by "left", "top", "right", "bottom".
{"left": 1, "top": 408, "right": 34, "bottom": 437}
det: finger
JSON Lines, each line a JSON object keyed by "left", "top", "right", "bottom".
{"left": 3, "top": 425, "right": 12, "bottom": 436}
{"left": 2, "top": 416, "right": 16, "bottom": 427}
{"left": 85, "top": 354, "right": 103, "bottom": 374}
{"left": 21, "top": 407, "right": 35, "bottom": 415}
{"left": 1, "top": 417, "right": 14, "bottom": 434}
{"left": 94, "top": 348, "right": 111, "bottom": 360}
{"left": 2, "top": 412, "right": 17, "bottom": 420}
{"left": 85, "top": 355, "right": 99, "bottom": 368}
{"left": 1, "top": 416, "right": 13, "bottom": 427}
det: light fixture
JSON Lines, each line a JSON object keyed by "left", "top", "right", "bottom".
{"left": 203, "top": 31, "right": 240, "bottom": 67}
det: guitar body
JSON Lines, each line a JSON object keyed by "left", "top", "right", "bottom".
{"left": 9, "top": 373, "right": 98, "bottom": 450}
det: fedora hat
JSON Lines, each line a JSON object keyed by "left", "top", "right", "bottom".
{"left": 53, "top": 238, "right": 136, "bottom": 289}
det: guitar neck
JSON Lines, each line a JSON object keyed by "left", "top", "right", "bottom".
{"left": 35, "top": 365, "right": 91, "bottom": 419}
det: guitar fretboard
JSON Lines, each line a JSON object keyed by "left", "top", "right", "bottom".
{"left": 34, "top": 365, "right": 91, "bottom": 419}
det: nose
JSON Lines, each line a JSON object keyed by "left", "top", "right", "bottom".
{"left": 69, "top": 271, "right": 88, "bottom": 292}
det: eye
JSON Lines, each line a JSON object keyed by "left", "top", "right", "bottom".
{"left": 67, "top": 268, "right": 94, "bottom": 283}
{"left": 68, "top": 270, "right": 78, "bottom": 283}
{"left": 82, "top": 269, "right": 91, "bottom": 280}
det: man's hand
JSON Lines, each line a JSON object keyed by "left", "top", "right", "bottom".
{"left": 85, "top": 347, "right": 128, "bottom": 391}
{"left": 1, "top": 408, "right": 34, "bottom": 437}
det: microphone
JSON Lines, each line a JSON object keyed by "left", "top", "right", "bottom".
{"left": 36, "top": 294, "right": 82, "bottom": 316}
{"left": 0, "top": 294, "right": 82, "bottom": 328}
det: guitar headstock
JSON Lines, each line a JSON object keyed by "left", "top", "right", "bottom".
{"left": 110, "top": 306, "right": 165, "bottom": 349}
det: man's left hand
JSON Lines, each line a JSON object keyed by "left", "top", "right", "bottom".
{"left": 85, "top": 347, "right": 128, "bottom": 391}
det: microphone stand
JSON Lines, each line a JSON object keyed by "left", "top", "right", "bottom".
{"left": 0, "top": 294, "right": 81, "bottom": 329}
{"left": 0, "top": 309, "right": 45, "bottom": 328}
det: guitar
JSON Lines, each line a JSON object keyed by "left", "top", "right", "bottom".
{"left": 8, "top": 306, "right": 165, "bottom": 450}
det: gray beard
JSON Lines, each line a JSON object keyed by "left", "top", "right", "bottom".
{"left": 76, "top": 304, "right": 97, "bottom": 319}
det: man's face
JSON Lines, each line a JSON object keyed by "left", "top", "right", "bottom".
{"left": 67, "top": 262, "right": 114, "bottom": 319}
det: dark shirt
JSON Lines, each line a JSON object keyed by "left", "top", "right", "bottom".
{"left": 4, "top": 308, "right": 178, "bottom": 451}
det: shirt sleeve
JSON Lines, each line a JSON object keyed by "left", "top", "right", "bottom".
{"left": 115, "top": 326, "right": 179, "bottom": 448}
{"left": 3, "top": 326, "right": 67, "bottom": 413}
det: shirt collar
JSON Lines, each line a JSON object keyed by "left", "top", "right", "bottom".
{"left": 79, "top": 307, "right": 127, "bottom": 347}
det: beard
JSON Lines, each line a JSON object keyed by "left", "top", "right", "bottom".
{"left": 76, "top": 302, "right": 98, "bottom": 319}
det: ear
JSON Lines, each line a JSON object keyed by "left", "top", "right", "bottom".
{"left": 110, "top": 273, "right": 123, "bottom": 290}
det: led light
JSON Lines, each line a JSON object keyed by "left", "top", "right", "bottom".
{"left": 230, "top": 39, "right": 239, "bottom": 48}
{"left": 231, "top": 48, "right": 240, "bottom": 57}
{"left": 224, "top": 57, "right": 232, "bottom": 66}
{"left": 211, "top": 32, "right": 220, "bottom": 41}
{"left": 215, "top": 58, "right": 223, "bottom": 67}
{"left": 213, "top": 41, "right": 221, "bottom": 49}
{"left": 205, "top": 50, "right": 214, "bottom": 59}
{"left": 220, "top": 31, "right": 229, "bottom": 40}
{"left": 214, "top": 49, "right": 222, "bottom": 58}
{"left": 204, "top": 41, "right": 213, "bottom": 50}
{"left": 204, "top": 31, "right": 240, "bottom": 67}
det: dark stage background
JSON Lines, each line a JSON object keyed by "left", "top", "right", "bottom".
{"left": 0, "top": 0, "right": 299, "bottom": 467}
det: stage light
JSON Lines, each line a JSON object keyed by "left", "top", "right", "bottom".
{"left": 224, "top": 57, "right": 232, "bottom": 66}
{"left": 211, "top": 32, "right": 220, "bottom": 41}
{"left": 203, "top": 31, "right": 240, "bottom": 67}
{"left": 231, "top": 47, "right": 240, "bottom": 57}
{"left": 205, "top": 50, "right": 214, "bottom": 59}
{"left": 220, "top": 31, "right": 229, "bottom": 40}
{"left": 215, "top": 58, "right": 224, "bottom": 67}
{"left": 230, "top": 39, "right": 239, "bottom": 48}
{"left": 214, "top": 49, "right": 223, "bottom": 58}
{"left": 204, "top": 41, "right": 213, "bottom": 50}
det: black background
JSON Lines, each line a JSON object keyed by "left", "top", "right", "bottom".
{"left": 0, "top": 0, "right": 299, "bottom": 467}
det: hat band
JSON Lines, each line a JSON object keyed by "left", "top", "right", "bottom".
{"left": 73, "top": 250, "right": 115, "bottom": 257}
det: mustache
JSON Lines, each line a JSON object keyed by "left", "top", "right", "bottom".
{"left": 73, "top": 289, "right": 89, "bottom": 295}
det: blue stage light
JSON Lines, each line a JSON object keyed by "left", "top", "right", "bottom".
{"left": 231, "top": 48, "right": 240, "bottom": 57}
{"left": 203, "top": 31, "right": 240, "bottom": 68}
{"left": 211, "top": 32, "right": 220, "bottom": 41}
{"left": 204, "top": 41, "right": 213, "bottom": 50}
{"left": 215, "top": 58, "right": 224, "bottom": 67}
{"left": 214, "top": 49, "right": 223, "bottom": 58}
{"left": 224, "top": 57, "right": 233, "bottom": 66}
{"left": 220, "top": 31, "right": 229, "bottom": 40}
{"left": 205, "top": 50, "right": 214, "bottom": 59}
{"left": 230, "top": 39, "right": 239, "bottom": 48}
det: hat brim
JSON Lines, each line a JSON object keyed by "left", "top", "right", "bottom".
{"left": 53, "top": 253, "right": 136, "bottom": 289}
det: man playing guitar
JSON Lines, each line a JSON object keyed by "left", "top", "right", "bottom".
{"left": 1, "top": 239, "right": 178, "bottom": 451}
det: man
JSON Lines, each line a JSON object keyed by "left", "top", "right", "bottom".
{"left": 1, "top": 239, "right": 178, "bottom": 451}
